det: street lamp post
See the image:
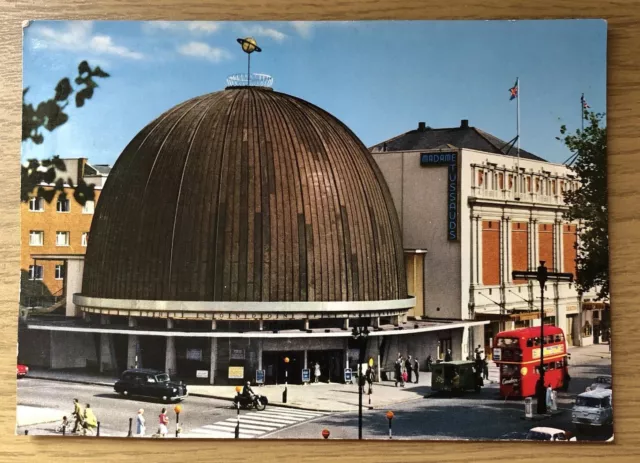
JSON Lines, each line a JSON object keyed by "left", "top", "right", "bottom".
{"left": 386, "top": 411, "right": 394, "bottom": 439}
{"left": 352, "top": 326, "right": 370, "bottom": 440}
{"left": 234, "top": 386, "right": 241, "bottom": 438}
{"left": 283, "top": 356, "right": 290, "bottom": 403}
{"left": 513, "top": 261, "right": 573, "bottom": 415}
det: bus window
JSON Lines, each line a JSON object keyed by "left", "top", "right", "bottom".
{"left": 554, "top": 335, "right": 562, "bottom": 343}
{"left": 526, "top": 338, "right": 533, "bottom": 348}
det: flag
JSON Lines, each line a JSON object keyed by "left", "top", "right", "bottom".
{"left": 582, "top": 98, "right": 590, "bottom": 109}
{"left": 509, "top": 80, "right": 518, "bottom": 100}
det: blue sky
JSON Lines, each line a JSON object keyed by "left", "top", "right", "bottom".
{"left": 23, "top": 20, "right": 606, "bottom": 166}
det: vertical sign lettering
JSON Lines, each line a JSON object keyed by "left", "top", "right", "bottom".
{"left": 419, "top": 152, "right": 459, "bottom": 240}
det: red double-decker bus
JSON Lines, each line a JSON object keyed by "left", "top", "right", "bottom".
{"left": 493, "top": 325, "right": 568, "bottom": 398}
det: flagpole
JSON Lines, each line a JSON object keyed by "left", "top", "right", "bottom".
{"left": 516, "top": 77, "right": 520, "bottom": 193}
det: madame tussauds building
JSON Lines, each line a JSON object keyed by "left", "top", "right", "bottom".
{"left": 21, "top": 75, "right": 487, "bottom": 385}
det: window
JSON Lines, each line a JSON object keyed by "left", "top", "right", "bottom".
{"left": 28, "top": 265, "right": 43, "bottom": 280}
{"left": 82, "top": 200, "right": 95, "bottom": 214}
{"left": 57, "top": 198, "right": 70, "bottom": 213}
{"left": 55, "top": 264, "right": 64, "bottom": 280}
{"left": 29, "top": 231, "right": 44, "bottom": 246}
{"left": 56, "top": 231, "right": 70, "bottom": 246}
{"left": 81, "top": 232, "right": 89, "bottom": 247}
{"left": 28, "top": 197, "right": 44, "bottom": 212}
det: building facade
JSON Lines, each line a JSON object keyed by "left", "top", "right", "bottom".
{"left": 371, "top": 119, "right": 601, "bottom": 357}
{"left": 20, "top": 158, "right": 110, "bottom": 317}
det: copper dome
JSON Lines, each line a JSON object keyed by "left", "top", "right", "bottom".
{"left": 82, "top": 87, "right": 407, "bottom": 303}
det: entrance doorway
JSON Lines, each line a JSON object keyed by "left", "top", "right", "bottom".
{"left": 566, "top": 315, "right": 577, "bottom": 346}
{"left": 307, "top": 349, "right": 344, "bottom": 383}
{"left": 262, "top": 351, "right": 304, "bottom": 385}
{"left": 138, "top": 336, "right": 166, "bottom": 372}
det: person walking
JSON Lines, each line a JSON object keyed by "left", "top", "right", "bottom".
{"left": 136, "top": 409, "right": 146, "bottom": 437}
{"left": 444, "top": 349, "right": 453, "bottom": 362}
{"left": 482, "top": 357, "right": 489, "bottom": 381}
{"left": 405, "top": 355, "right": 413, "bottom": 384}
{"left": 413, "top": 357, "right": 420, "bottom": 384}
{"left": 314, "top": 362, "right": 321, "bottom": 383}
{"left": 82, "top": 404, "right": 97, "bottom": 435}
{"left": 158, "top": 408, "right": 169, "bottom": 437}
{"left": 426, "top": 355, "right": 433, "bottom": 372}
{"left": 71, "top": 399, "right": 83, "bottom": 433}
{"left": 365, "top": 365, "right": 374, "bottom": 393}
{"left": 394, "top": 356, "right": 404, "bottom": 387}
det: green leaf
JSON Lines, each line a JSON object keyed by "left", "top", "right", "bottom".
{"left": 92, "top": 66, "right": 110, "bottom": 78}
{"left": 78, "top": 60, "right": 91, "bottom": 76}
{"left": 54, "top": 78, "right": 73, "bottom": 101}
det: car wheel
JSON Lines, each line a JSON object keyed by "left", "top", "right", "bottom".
{"left": 123, "top": 390, "right": 129, "bottom": 397}
{"left": 162, "top": 395, "right": 169, "bottom": 403}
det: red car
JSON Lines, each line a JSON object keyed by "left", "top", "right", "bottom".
{"left": 17, "top": 364, "right": 29, "bottom": 379}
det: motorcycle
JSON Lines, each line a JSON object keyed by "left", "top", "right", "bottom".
{"left": 233, "top": 393, "right": 268, "bottom": 411}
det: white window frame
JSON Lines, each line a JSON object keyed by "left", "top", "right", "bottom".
{"left": 82, "top": 200, "right": 95, "bottom": 214}
{"left": 56, "top": 231, "right": 70, "bottom": 247}
{"left": 29, "top": 265, "right": 43, "bottom": 280}
{"left": 56, "top": 198, "right": 70, "bottom": 213}
{"left": 29, "top": 231, "right": 44, "bottom": 246}
{"left": 81, "top": 232, "right": 89, "bottom": 247}
{"left": 28, "top": 197, "right": 44, "bottom": 212}
{"left": 55, "top": 264, "right": 64, "bottom": 280}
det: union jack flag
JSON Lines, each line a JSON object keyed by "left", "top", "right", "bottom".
{"left": 509, "top": 80, "right": 518, "bottom": 100}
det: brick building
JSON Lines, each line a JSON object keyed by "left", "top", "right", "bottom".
{"left": 20, "top": 158, "right": 110, "bottom": 316}
{"left": 371, "top": 119, "right": 601, "bottom": 356}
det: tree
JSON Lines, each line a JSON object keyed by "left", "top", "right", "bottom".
{"left": 22, "top": 61, "right": 109, "bottom": 205}
{"left": 558, "top": 110, "right": 608, "bottom": 300}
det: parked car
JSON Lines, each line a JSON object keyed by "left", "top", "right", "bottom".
{"left": 525, "top": 427, "right": 577, "bottom": 441}
{"left": 500, "top": 431, "right": 528, "bottom": 440}
{"left": 572, "top": 388, "right": 613, "bottom": 430}
{"left": 114, "top": 368, "right": 188, "bottom": 403}
{"left": 586, "top": 375, "right": 612, "bottom": 392}
{"left": 17, "top": 364, "right": 28, "bottom": 379}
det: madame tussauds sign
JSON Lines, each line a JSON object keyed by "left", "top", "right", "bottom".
{"left": 420, "top": 152, "right": 459, "bottom": 241}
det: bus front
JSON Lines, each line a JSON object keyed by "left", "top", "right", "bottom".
{"left": 493, "top": 333, "right": 525, "bottom": 398}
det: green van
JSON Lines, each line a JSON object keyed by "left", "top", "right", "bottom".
{"left": 431, "top": 361, "right": 482, "bottom": 393}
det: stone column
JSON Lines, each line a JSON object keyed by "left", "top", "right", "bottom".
{"left": 343, "top": 318, "right": 350, "bottom": 330}
{"left": 476, "top": 216, "right": 484, "bottom": 285}
{"left": 127, "top": 317, "right": 139, "bottom": 369}
{"left": 462, "top": 325, "right": 470, "bottom": 361}
{"left": 304, "top": 349, "right": 308, "bottom": 370}
{"left": 303, "top": 319, "right": 310, "bottom": 330}
{"left": 165, "top": 319, "right": 176, "bottom": 375}
{"left": 259, "top": 320, "right": 264, "bottom": 331}
{"left": 343, "top": 338, "right": 349, "bottom": 382}
{"left": 257, "top": 339, "right": 263, "bottom": 371}
{"left": 99, "top": 315, "right": 111, "bottom": 373}
{"left": 372, "top": 317, "right": 380, "bottom": 329}
{"left": 209, "top": 337, "right": 217, "bottom": 385}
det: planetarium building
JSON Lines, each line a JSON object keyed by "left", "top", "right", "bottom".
{"left": 21, "top": 75, "right": 487, "bottom": 385}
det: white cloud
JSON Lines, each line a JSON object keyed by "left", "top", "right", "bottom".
{"left": 143, "top": 21, "right": 221, "bottom": 35}
{"left": 31, "top": 21, "right": 143, "bottom": 59}
{"left": 291, "top": 21, "right": 313, "bottom": 38}
{"left": 177, "top": 41, "right": 231, "bottom": 63}
{"left": 239, "top": 25, "right": 287, "bottom": 43}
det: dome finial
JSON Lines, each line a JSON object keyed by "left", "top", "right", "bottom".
{"left": 236, "top": 37, "right": 262, "bottom": 87}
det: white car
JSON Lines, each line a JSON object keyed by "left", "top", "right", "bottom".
{"left": 586, "top": 375, "right": 612, "bottom": 392}
{"left": 572, "top": 388, "right": 613, "bottom": 429}
{"left": 525, "top": 427, "right": 577, "bottom": 442}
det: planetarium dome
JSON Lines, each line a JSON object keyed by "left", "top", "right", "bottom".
{"left": 80, "top": 86, "right": 408, "bottom": 307}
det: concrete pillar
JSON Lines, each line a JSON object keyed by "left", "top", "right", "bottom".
{"left": 209, "top": 337, "right": 217, "bottom": 385}
{"left": 343, "top": 318, "right": 350, "bottom": 330}
{"left": 165, "top": 318, "right": 176, "bottom": 375}
{"left": 462, "top": 325, "right": 470, "bottom": 361}
{"left": 304, "top": 319, "right": 310, "bottom": 330}
{"left": 304, "top": 349, "right": 308, "bottom": 369}
{"left": 99, "top": 315, "right": 110, "bottom": 373}
{"left": 257, "top": 340, "right": 263, "bottom": 371}
{"left": 344, "top": 338, "right": 349, "bottom": 382}
{"left": 211, "top": 320, "right": 217, "bottom": 330}
{"left": 127, "top": 317, "right": 139, "bottom": 369}
{"left": 372, "top": 317, "right": 380, "bottom": 328}
{"left": 259, "top": 320, "right": 264, "bottom": 331}
{"left": 476, "top": 216, "right": 484, "bottom": 285}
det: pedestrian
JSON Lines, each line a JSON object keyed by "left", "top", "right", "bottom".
{"left": 82, "top": 404, "right": 97, "bottom": 435}
{"left": 394, "top": 356, "right": 402, "bottom": 387}
{"left": 545, "top": 384, "right": 553, "bottom": 411}
{"left": 413, "top": 357, "right": 420, "bottom": 384}
{"left": 158, "top": 407, "right": 169, "bottom": 437}
{"left": 405, "top": 355, "right": 413, "bottom": 384}
{"left": 445, "top": 348, "right": 452, "bottom": 362}
{"left": 475, "top": 344, "right": 484, "bottom": 361}
{"left": 314, "top": 362, "right": 321, "bottom": 383}
{"left": 136, "top": 409, "right": 146, "bottom": 437}
{"left": 426, "top": 355, "right": 433, "bottom": 372}
{"left": 71, "top": 398, "right": 83, "bottom": 433}
{"left": 482, "top": 358, "right": 489, "bottom": 381}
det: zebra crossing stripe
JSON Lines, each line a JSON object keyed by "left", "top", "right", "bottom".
{"left": 268, "top": 409, "right": 324, "bottom": 418}
{"left": 247, "top": 412, "right": 306, "bottom": 422}
{"left": 187, "top": 429, "right": 253, "bottom": 439}
{"left": 255, "top": 411, "right": 315, "bottom": 420}
{"left": 236, "top": 414, "right": 299, "bottom": 425}
{"left": 217, "top": 420, "right": 279, "bottom": 431}
{"left": 200, "top": 425, "right": 265, "bottom": 435}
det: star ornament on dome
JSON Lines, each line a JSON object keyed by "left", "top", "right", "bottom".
{"left": 237, "top": 37, "right": 262, "bottom": 54}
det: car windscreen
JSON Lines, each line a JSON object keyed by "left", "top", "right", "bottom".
{"left": 576, "top": 396, "right": 603, "bottom": 407}
{"left": 156, "top": 374, "right": 170, "bottom": 382}
{"left": 526, "top": 431, "right": 550, "bottom": 441}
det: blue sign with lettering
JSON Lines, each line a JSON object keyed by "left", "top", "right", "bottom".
{"left": 255, "top": 369, "right": 265, "bottom": 384}
{"left": 344, "top": 368, "right": 353, "bottom": 383}
{"left": 420, "top": 152, "right": 458, "bottom": 241}
{"left": 302, "top": 368, "right": 310, "bottom": 383}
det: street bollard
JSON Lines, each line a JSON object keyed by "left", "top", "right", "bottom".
{"left": 127, "top": 417, "right": 133, "bottom": 437}
{"left": 62, "top": 425, "right": 66, "bottom": 436}
{"left": 524, "top": 397, "right": 533, "bottom": 419}
{"left": 235, "top": 403, "right": 240, "bottom": 439}
{"left": 283, "top": 357, "right": 290, "bottom": 404}
{"left": 368, "top": 387, "right": 373, "bottom": 410}
{"left": 386, "top": 411, "right": 394, "bottom": 439}
{"left": 174, "top": 404, "right": 182, "bottom": 438}
{"left": 97, "top": 421, "right": 100, "bottom": 437}
{"left": 24, "top": 430, "right": 28, "bottom": 436}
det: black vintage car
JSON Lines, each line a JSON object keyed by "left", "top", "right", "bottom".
{"left": 114, "top": 369, "right": 188, "bottom": 403}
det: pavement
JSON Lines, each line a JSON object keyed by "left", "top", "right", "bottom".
{"left": 16, "top": 405, "right": 63, "bottom": 427}
{"left": 24, "top": 343, "right": 611, "bottom": 414}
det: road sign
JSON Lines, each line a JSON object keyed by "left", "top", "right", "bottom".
{"left": 302, "top": 368, "right": 310, "bottom": 383}
{"left": 344, "top": 368, "right": 353, "bottom": 383}
{"left": 196, "top": 370, "right": 208, "bottom": 379}
{"left": 255, "top": 369, "right": 265, "bottom": 384}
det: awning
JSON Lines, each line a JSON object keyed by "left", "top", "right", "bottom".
{"left": 582, "top": 301, "right": 610, "bottom": 310}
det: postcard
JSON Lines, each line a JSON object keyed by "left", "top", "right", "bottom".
{"left": 18, "top": 19, "right": 610, "bottom": 442}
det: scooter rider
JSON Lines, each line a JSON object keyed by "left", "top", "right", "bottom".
{"left": 242, "top": 381, "right": 256, "bottom": 401}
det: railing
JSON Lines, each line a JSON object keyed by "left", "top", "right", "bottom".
{"left": 472, "top": 187, "right": 564, "bottom": 205}
{"left": 226, "top": 73, "right": 274, "bottom": 88}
